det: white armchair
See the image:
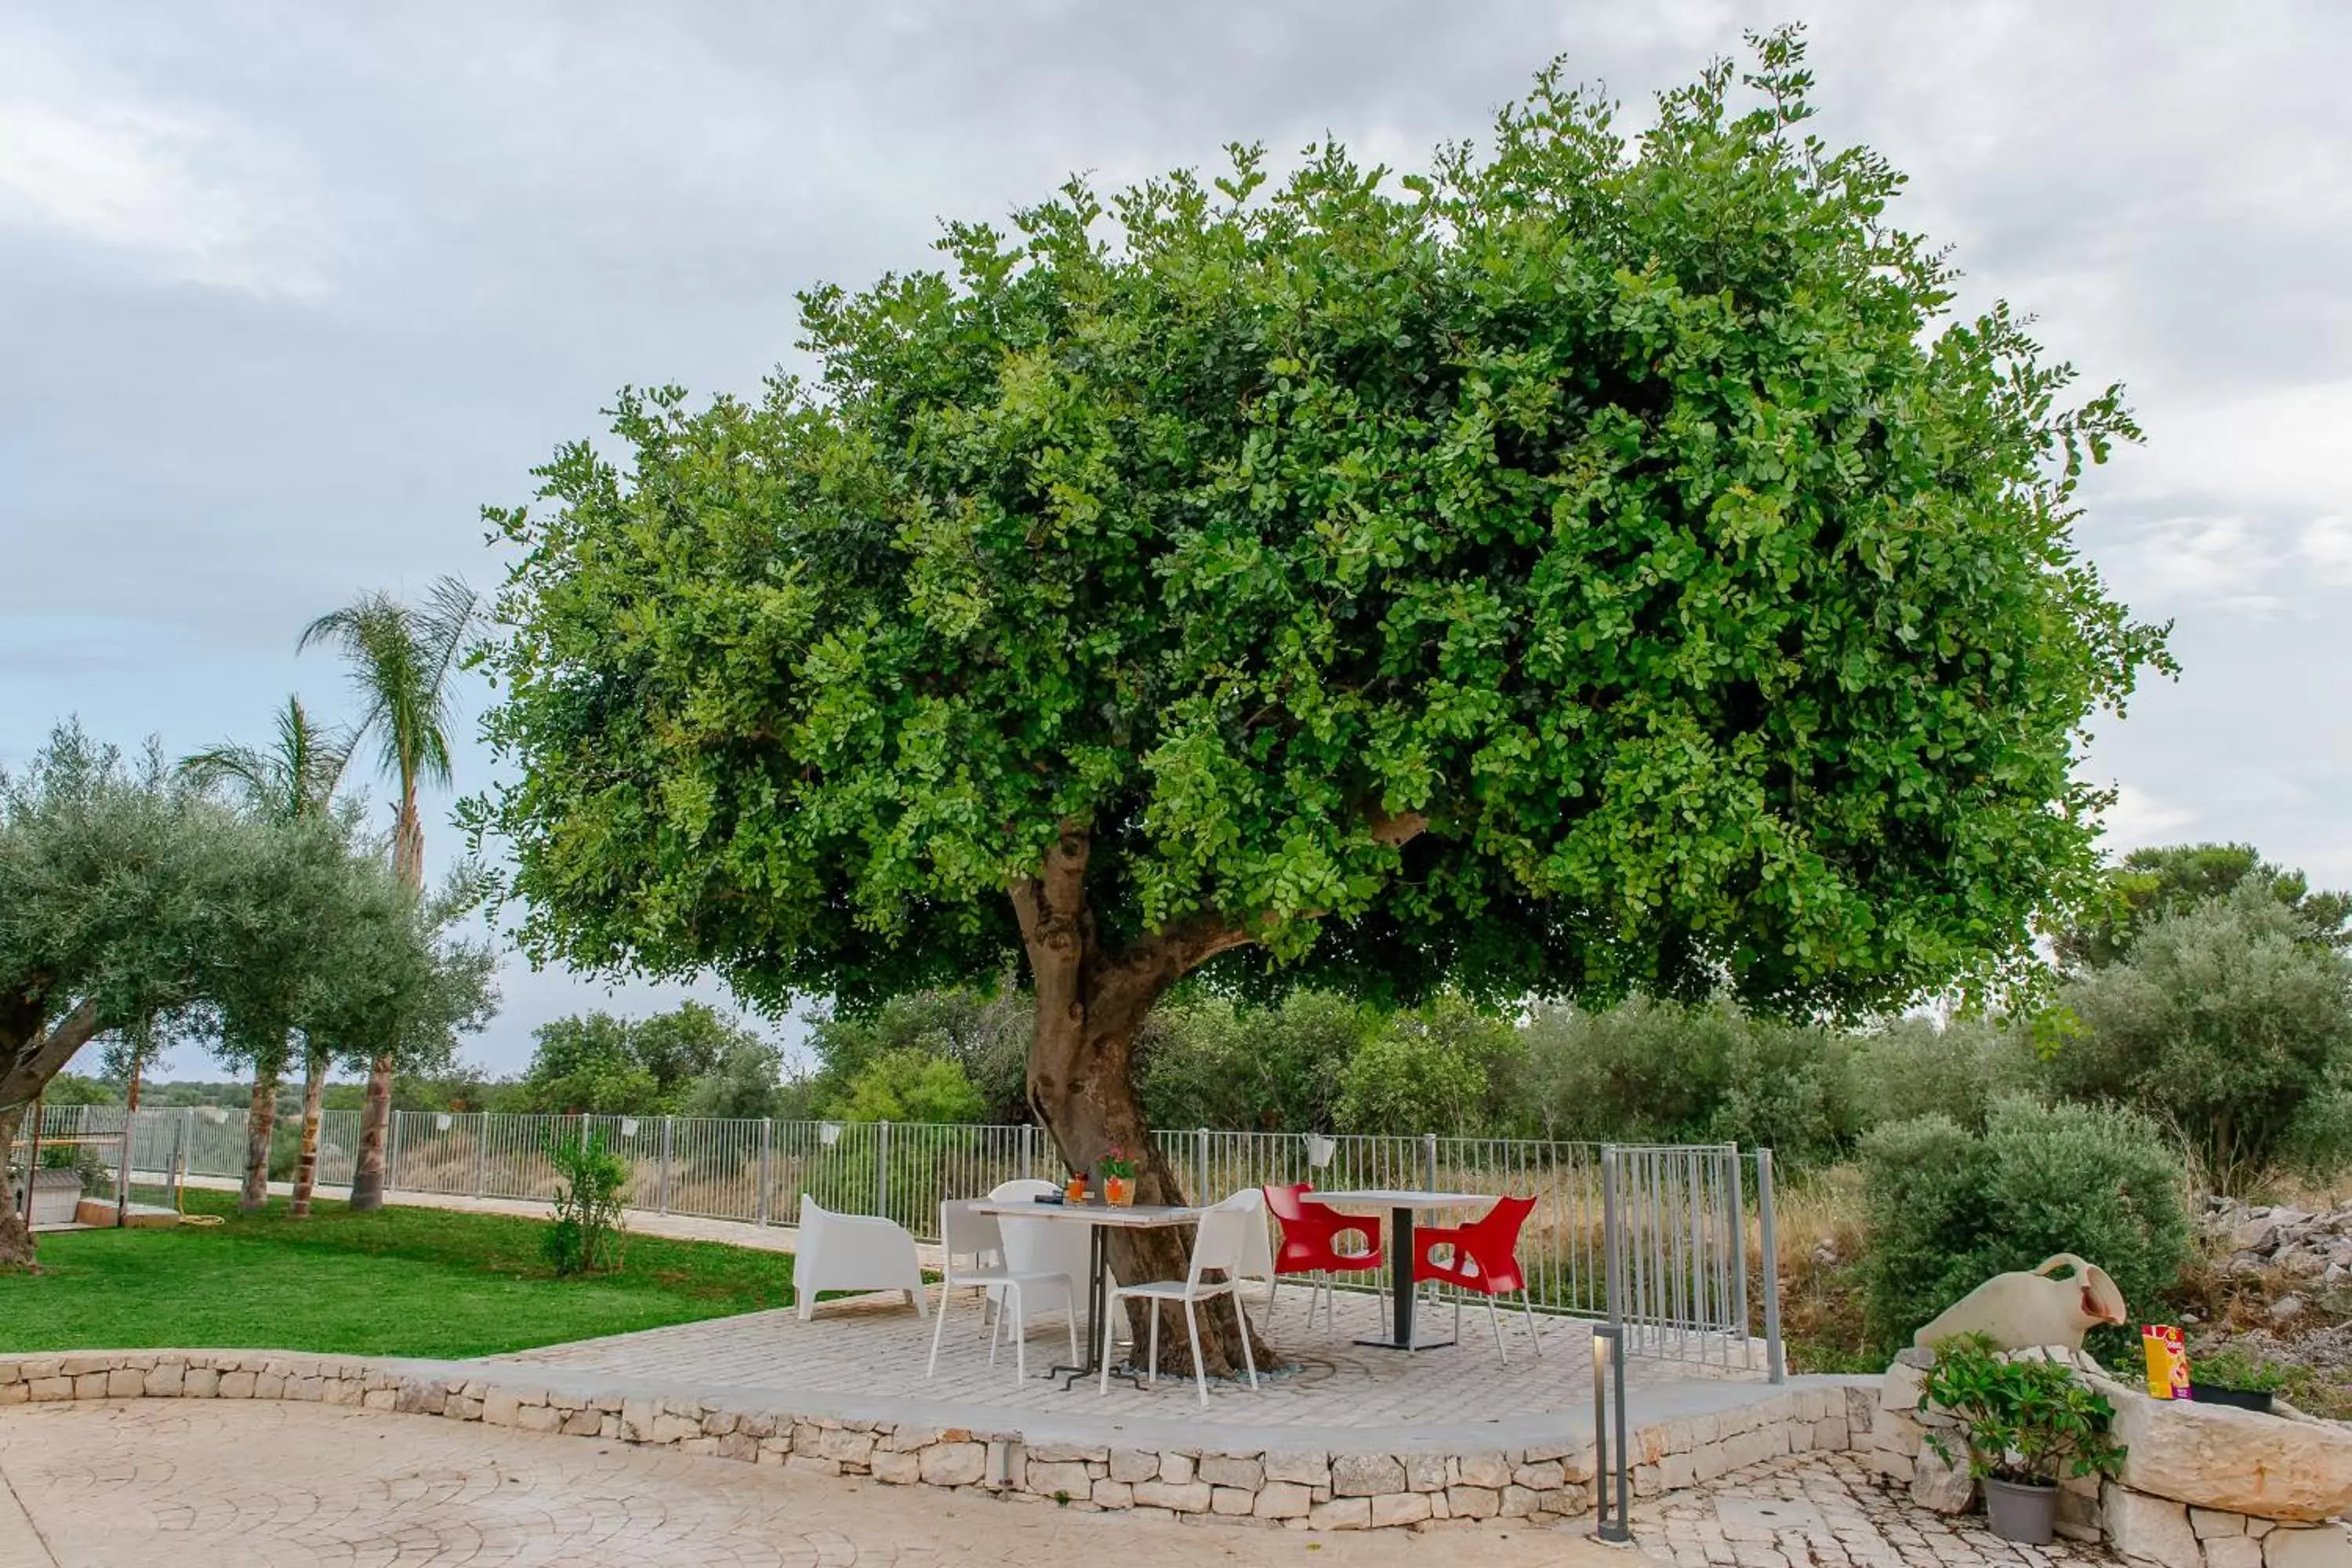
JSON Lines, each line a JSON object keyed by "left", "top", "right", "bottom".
{"left": 793, "top": 1195, "right": 927, "bottom": 1322}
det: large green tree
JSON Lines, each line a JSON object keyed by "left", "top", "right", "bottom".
{"left": 474, "top": 34, "right": 2166, "bottom": 1367}
{"left": 2054, "top": 842, "right": 2352, "bottom": 971}
{"left": 300, "top": 575, "right": 479, "bottom": 1210}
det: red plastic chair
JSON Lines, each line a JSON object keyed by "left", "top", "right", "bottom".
{"left": 1412, "top": 1195, "right": 1543, "bottom": 1363}
{"left": 1263, "top": 1182, "right": 1384, "bottom": 1333}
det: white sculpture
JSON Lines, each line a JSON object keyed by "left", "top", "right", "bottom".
{"left": 1913, "top": 1253, "right": 2126, "bottom": 1352}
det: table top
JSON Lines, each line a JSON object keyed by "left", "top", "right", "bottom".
{"left": 1308, "top": 1189, "right": 1499, "bottom": 1210}
{"left": 967, "top": 1200, "right": 1203, "bottom": 1228}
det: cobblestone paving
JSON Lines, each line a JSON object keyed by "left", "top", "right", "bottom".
{"left": 0, "top": 1399, "right": 1627, "bottom": 1567}
{"left": 492, "top": 1282, "right": 1744, "bottom": 1430}
{"left": 1632, "top": 1451, "right": 2121, "bottom": 1568}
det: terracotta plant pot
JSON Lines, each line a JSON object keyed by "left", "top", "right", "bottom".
{"left": 1104, "top": 1175, "right": 1134, "bottom": 1207}
{"left": 1983, "top": 1478, "right": 2056, "bottom": 1544}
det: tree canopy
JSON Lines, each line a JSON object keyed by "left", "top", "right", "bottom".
{"left": 477, "top": 33, "right": 2165, "bottom": 1047}
{"left": 2054, "top": 841, "right": 2352, "bottom": 971}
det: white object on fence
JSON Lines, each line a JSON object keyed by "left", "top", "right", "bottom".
{"left": 792, "top": 1195, "right": 927, "bottom": 1323}
{"left": 927, "top": 1201, "right": 1079, "bottom": 1385}
{"left": 1099, "top": 1189, "right": 1265, "bottom": 1407}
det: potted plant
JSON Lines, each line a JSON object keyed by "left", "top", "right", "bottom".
{"left": 2188, "top": 1344, "right": 2290, "bottom": 1414}
{"left": 1918, "top": 1335, "right": 2127, "bottom": 1545}
{"left": 1100, "top": 1146, "right": 1136, "bottom": 1207}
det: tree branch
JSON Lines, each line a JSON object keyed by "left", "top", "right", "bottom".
{"left": 1367, "top": 805, "right": 1429, "bottom": 848}
{"left": 0, "top": 1000, "right": 102, "bottom": 1112}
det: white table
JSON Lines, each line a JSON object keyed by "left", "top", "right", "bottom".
{"left": 969, "top": 1200, "right": 1200, "bottom": 1386}
{"left": 1308, "top": 1189, "right": 1497, "bottom": 1350}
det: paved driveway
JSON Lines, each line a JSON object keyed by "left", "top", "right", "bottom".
{"left": 0, "top": 1400, "right": 1625, "bottom": 1567}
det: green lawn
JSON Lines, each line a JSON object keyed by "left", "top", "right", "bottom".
{"left": 0, "top": 1189, "right": 796, "bottom": 1359}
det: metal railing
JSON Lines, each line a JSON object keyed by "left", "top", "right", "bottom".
{"left": 20, "top": 1102, "right": 1779, "bottom": 1374}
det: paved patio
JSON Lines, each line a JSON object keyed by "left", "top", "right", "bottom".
{"left": 489, "top": 1281, "right": 1763, "bottom": 1444}
{"left": 0, "top": 1399, "right": 1631, "bottom": 1567}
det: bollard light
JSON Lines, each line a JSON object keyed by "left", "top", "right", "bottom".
{"left": 1592, "top": 1325, "right": 1632, "bottom": 1544}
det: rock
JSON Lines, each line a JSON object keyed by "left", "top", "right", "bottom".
{"left": 2270, "top": 1294, "right": 2309, "bottom": 1326}
{"left": 1253, "top": 1482, "right": 1312, "bottom": 1520}
{"left": 2235, "top": 1218, "right": 2285, "bottom": 1254}
{"left": 1330, "top": 1453, "right": 1406, "bottom": 1497}
{"left": 2103, "top": 1483, "right": 2200, "bottom": 1568}
{"left": 2101, "top": 1374, "right": 2352, "bottom": 1520}
{"left": 2266, "top": 1524, "right": 2352, "bottom": 1568}
{"left": 919, "top": 1443, "right": 987, "bottom": 1487}
{"left": 1909, "top": 1438, "right": 1973, "bottom": 1513}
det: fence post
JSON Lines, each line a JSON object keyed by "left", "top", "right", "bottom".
{"left": 1195, "top": 1127, "right": 1209, "bottom": 1203}
{"left": 659, "top": 1116, "right": 673, "bottom": 1214}
{"left": 474, "top": 1114, "right": 487, "bottom": 1200}
{"left": 757, "top": 1119, "right": 772, "bottom": 1225}
{"left": 1601, "top": 1145, "right": 1623, "bottom": 1338}
{"left": 386, "top": 1112, "right": 401, "bottom": 1195}
{"left": 1020, "top": 1123, "right": 1033, "bottom": 1181}
{"left": 877, "top": 1121, "right": 892, "bottom": 1221}
{"left": 1756, "top": 1147, "right": 1783, "bottom": 1384}
{"left": 1422, "top": 1131, "right": 1439, "bottom": 1195}
{"left": 1726, "top": 1146, "right": 1751, "bottom": 1369}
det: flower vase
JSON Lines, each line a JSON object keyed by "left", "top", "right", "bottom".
{"left": 1104, "top": 1174, "right": 1134, "bottom": 1207}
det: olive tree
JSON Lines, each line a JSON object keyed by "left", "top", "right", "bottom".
{"left": 473, "top": 34, "right": 2166, "bottom": 1368}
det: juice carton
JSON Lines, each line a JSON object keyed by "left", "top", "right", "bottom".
{"left": 2142, "top": 1323, "right": 2189, "bottom": 1399}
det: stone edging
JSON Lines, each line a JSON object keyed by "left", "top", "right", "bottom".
{"left": 0, "top": 1348, "right": 1854, "bottom": 1533}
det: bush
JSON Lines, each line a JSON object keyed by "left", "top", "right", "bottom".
{"left": 1336, "top": 997, "right": 1519, "bottom": 1136}
{"left": 2054, "top": 888, "right": 2352, "bottom": 1190}
{"left": 1860, "top": 1098, "right": 2192, "bottom": 1356}
{"left": 1512, "top": 996, "right": 1861, "bottom": 1163}
{"left": 543, "top": 1131, "right": 630, "bottom": 1276}
{"left": 1850, "top": 1016, "right": 2043, "bottom": 1133}
{"left": 1918, "top": 1334, "right": 2125, "bottom": 1487}
{"left": 1136, "top": 989, "right": 1368, "bottom": 1133}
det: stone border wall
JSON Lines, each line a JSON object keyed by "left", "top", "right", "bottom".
{"left": 0, "top": 1348, "right": 1846, "bottom": 1534}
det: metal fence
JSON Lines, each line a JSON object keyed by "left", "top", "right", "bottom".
{"left": 15, "top": 1103, "right": 1780, "bottom": 1377}
{"left": 5, "top": 1102, "right": 198, "bottom": 1221}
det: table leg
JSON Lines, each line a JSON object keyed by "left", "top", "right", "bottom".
{"left": 1393, "top": 1206, "right": 1415, "bottom": 1346}
{"left": 1050, "top": 1224, "right": 1106, "bottom": 1388}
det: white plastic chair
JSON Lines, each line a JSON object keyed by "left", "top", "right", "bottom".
{"left": 1098, "top": 1189, "right": 1265, "bottom": 1406}
{"left": 793, "top": 1195, "right": 927, "bottom": 1322}
{"left": 928, "top": 1200, "right": 1080, "bottom": 1384}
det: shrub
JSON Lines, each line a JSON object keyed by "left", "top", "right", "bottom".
{"left": 1861, "top": 1098, "right": 2193, "bottom": 1356}
{"left": 1918, "top": 1334, "right": 2125, "bottom": 1487}
{"left": 2054, "top": 887, "right": 2352, "bottom": 1191}
{"left": 543, "top": 1131, "right": 630, "bottom": 1276}
{"left": 1512, "top": 996, "right": 1861, "bottom": 1163}
{"left": 1850, "top": 1016, "right": 2043, "bottom": 1133}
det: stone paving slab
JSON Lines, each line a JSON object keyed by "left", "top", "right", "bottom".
{"left": 1633, "top": 1450, "right": 2127, "bottom": 1568}
{"left": 0, "top": 1399, "right": 1633, "bottom": 1566}
{"left": 488, "top": 1279, "right": 1766, "bottom": 1447}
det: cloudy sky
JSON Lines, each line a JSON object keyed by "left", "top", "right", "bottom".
{"left": 4, "top": 0, "right": 2346, "bottom": 1078}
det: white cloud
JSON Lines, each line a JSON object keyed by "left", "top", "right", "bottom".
{"left": 2296, "top": 516, "right": 2352, "bottom": 586}
{"left": 2103, "top": 514, "right": 2284, "bottom": 617}
{"left": 2096, "top": 783, "right": 2198, "bottom": 852}
{"left": 0, "top": 27, "right": 324, "bottom": 296}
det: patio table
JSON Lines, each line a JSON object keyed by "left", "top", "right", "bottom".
{"left": 968, "top": 1199, "right": 1200, "bottom": 1388}
{"left": 1305, "top": 1189, "right": 1497, "bottom": 1351}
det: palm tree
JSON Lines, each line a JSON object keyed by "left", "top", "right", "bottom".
{"left": 299, "top": 576, "right": 478, "bottom": 1211}
{"left": 180, "top": 695, "right": 354, "bottom": 1212}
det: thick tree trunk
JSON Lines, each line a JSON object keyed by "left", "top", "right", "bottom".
{"left": 1013, "top": 824, "right": 1274, "bottom": 1380}
{"left": 346, "top": 1053, "right": 394, "bottom": 1212}
{"left": 240, "top": 1070, "right": 279, "bottom": 1212}
{"left": 0, "top": 1104, "right": 33, "bottom": 1270}
{"left": 289, "top": 1053, "right": 326, "bottom": 1218}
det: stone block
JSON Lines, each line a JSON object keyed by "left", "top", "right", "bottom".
{"left": 2107, "top": 1375, "right": 2352, "bottom": 1521}
{"left": 650, "top": 1412, "right": 702, "bottom": 1445}
{"left": 482, "top": 1389, "right": 522, "bottom": 1427}
{"left": 1330, "top": 1453, "right": 1406, "bottom": 1497}
{"left": 1370, "top": 1492, "right": 1431, "bottom": 1528}
{"left": 74, "top": 1374, "right": 107, "bottom": 1399}
{"left": 1247, "top": 1452, "right": 1318, "bottom": 1490}
{"left": 1404, "top": 1454, "right": 1446, "bottom": 1493}
{"left": 515, "top": 1404, "right": 564, "bottom": 1433}
{"left": 920, "top": 1443, "right": 988, "bottom": 1487}
{"left": 870, "top": 1450, "right": 920, "bottom": 1486}
{"left": 184, "top": 1368, "right": 219, "bottom": 1399}
{"left": 1454, "top": 1452, "right": 1512, "bottom": 1490}
{"left": 1109, "top": 1449, "right": 1158, "bottom": 1484}
{"left": 2267, "top": 1524, "right": 2352, "bottom": 1568}
{"left": 1308, "top": 1497, "right": 1370, "bottom": 1530}
{"left": 216, "top": 1370, "right": 255, "bottom": 1399}
{"left": 1158, "top": 1452, "right": 1194, "bottom": 1485}
{"left": 1133, "top": 1480, "right": 1211, "bottom": 1514}
{"left": 1210, "top": 1487, "right": 1253, "bottom": 1516}
{"left": 1910, "top": 1439, "right": 1973, "bottom": 1513}
{"left": 60, "top": 1356, "right": 112, "bottom": 1377}
{"left": 1025, "top": 1460, "right": 1091, "bottom": 1498}
{"left": 1512, "top": 1461, "right": 1564, "bottom": 1492}
{"left": 2198, "top": 1508, "right": 2252, "bottom": 1537}
{"left": 2103, "top": 1483, "right": 2199, "bottom": 1568}
{"left": 1448, "top": 1484, "right": 1501, "bottom": 1519}
{"left": 1254, "top": 1482, "right": 1312, "bottom": 1520}
{"left": 2206, "top": 1540, "right": 2265, "bottom": 1568}
{"left": 814, "top": 1427, "right": 877, "bottom": 1467}
{"left": 27, "top": 1378, "right": 70, "bottom": 1403}
{"left": 1091, "top": 1479, "right": 1133, "bottom": 1509}
{"left": 105, "top": 1369, "right": 144, "bottom": 1398}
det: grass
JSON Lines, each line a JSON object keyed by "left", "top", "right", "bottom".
{"left": 0, "top": 1189, "right": 796, "bottom": 1359}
